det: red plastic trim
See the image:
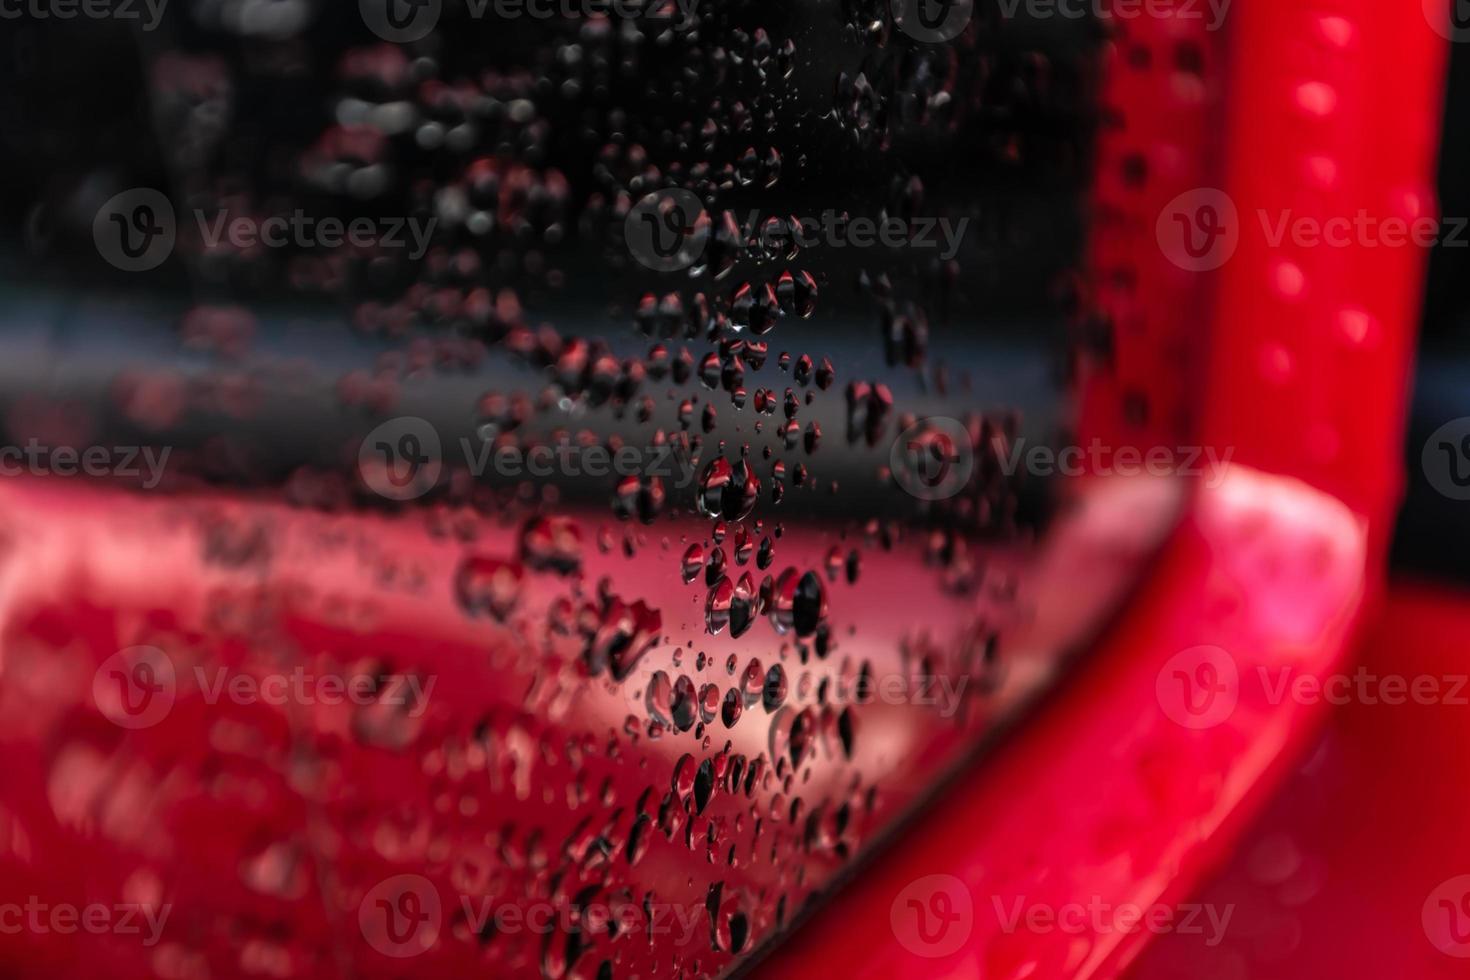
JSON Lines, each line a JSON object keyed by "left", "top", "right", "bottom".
{"left": 768, "top": 0, "right": 1449, "bottom": 976}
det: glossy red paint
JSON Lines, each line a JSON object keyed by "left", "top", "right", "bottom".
{"left": 765, "top": 467, "right": 1369, "bottom": 978}
{"left": 1129, "top": 581, "right": 1470, "bottom": 978}
{"left": 768, "top": 0, "right": 1449, "bottom": 976}
{"left": 0, "top": 4, "right": 1451, "bottom": 980}
{"left": 0, "top": 472, "right": 1166, "bottom": 979}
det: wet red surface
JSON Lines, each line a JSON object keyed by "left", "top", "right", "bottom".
{"left": 766, "top": 466, "right": 1371, "bottom": 978}
{"left": 0, "top": 473, "right": 1166, "bottom": 979}
{"left": 0, "top": 0, "right": 1453, "bottom": 974}
{"left": 1131, "top": 581, "right": 1470, "bottom": 979}
{"left": 768, "top": 0, "right": 1451, "bottom": 973}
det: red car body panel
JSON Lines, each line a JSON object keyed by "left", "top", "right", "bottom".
{"left": 776, "top": 0, "right": 1449, "bottom": 975}
{"left": 0, "top": 0, "right": 1452, "bottom": 978}
{"left": 1130, "top": 581, "right": 1470, "bottom": 978}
